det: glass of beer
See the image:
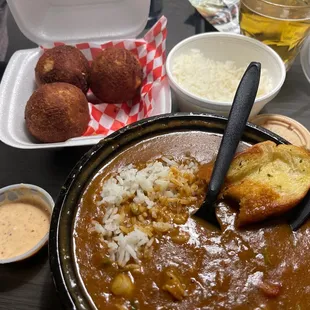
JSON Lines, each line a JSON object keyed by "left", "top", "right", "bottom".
{"left": 239, "top": 0, "right": 310, "bottom": 70}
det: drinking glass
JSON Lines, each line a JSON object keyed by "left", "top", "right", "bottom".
{"left": 239, "top": 0, "right": 310, "bottom": 70}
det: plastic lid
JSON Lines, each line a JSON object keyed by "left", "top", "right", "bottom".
{"left": 7, "top": 0, "right": 151, "bottom": 46}
{"left": 250, "top": 114, "right": 310, "bottom": 149}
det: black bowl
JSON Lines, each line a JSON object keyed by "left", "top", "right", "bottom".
{"left": 49, "top": 112, "right": 288, "bottom": 309}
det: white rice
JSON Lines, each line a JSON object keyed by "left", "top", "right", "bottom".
{"left": 172, "top": 48, "right": 273, "bottom": 102}
{"left": 92, "top": 158, "right": 198, "bottom": 267}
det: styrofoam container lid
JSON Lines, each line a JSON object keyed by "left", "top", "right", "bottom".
{"left": 250, "top": 114, "right": 310, "bottom": 150}
{"left": 7, "top": 0, "right": 151, "bottom": 46}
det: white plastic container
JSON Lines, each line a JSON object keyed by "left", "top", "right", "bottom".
{"left": 0, "top": 0, "right": 171, "bottom": 149}
{"left": 0, "top": 183, "right": 54, "bottom": 264}
{"left": 166, "top": 32, "right": 286, "bottom": 118}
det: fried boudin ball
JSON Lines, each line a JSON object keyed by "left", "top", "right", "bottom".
{"left": 90, "top": 47, "right": 143, "bottom": 103}
{"left": 25, "top": 83, "right": 90, "bottom": 143}
{"left": 35, "top": 45, "right": 90, "bottom": 94}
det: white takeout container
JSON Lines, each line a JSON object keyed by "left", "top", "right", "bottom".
{"left": 0, "top": 183, "right": 54, "bottom": 264}
{"left": 0, "top": 0, "right": 171, "bottom": 149}
{"left": 166, "top": 33, "right": 286, "bottom": 117}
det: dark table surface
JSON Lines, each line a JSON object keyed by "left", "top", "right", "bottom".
{"left": 1, "top": 1, "right": 310, "bottom": 309}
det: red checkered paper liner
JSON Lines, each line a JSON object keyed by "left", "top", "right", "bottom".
{"left": 41, "top": 16, "right": 168, "bottom": 137}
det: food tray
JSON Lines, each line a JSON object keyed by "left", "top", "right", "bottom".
{"left": 0, "top": 0, "right": 171, "bottom": 149}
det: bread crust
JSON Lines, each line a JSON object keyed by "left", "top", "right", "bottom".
{"left": 198, "top": 141, "right": 310, "bottom": 226}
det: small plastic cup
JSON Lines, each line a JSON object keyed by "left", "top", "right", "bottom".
{"left": 0, "top": 183, "right": 54, "bottom": 264}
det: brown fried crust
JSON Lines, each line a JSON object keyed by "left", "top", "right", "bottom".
{"left": 90, "top": 47, "right": 143, "bottom": 103}
{"left": 199, "top": 141, "right": 310, "bottom": 226}
{"left": 35, "top": 45, "right": 90, "bottom": 94}
{"left": 25, "top": 83, "right": 90, "bottom": 143}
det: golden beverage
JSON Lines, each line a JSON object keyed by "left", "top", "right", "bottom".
{"left": 239, "top": 0, "right": 310, "bottom": 70}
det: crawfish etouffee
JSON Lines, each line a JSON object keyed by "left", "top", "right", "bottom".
{"left": 74, "top": 141, "right": 310, "bottom": 310}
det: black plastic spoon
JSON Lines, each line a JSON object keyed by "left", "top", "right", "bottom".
{"left": 289, "top": 191, "right": 310, "bottom": 231}
{"left": 194, "top": 62, "right": 261, "bottom": 228}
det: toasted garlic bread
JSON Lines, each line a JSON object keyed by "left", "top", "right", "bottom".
{"left": 198, "top": 141, "right": 310, "bottom": 227}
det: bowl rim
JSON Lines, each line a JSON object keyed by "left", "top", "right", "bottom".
{"left": 0, "top": 183, "right": 54, "bottom": 264}
{"left": 166, "top": 32, "right": 286, "bottom": 107}
{"left": 48, "top": 112, "right": 290, "bottom": 310}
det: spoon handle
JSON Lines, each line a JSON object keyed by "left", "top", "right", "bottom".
{"left": 207, "top": 62, "right": 261, "bottom": 203}
{"left": 290, "top": 190, "right": 310, "bottom": 231}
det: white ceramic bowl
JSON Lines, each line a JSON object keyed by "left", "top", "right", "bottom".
{"left": 166, "top": 33, "right": 286, "bottom": 118}
{"left": 0, "top": 183, "right": 54, "bottom": 264}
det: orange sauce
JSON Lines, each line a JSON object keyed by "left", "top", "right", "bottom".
{"left": 0, "top": 202, "right": 50, "bottom": 259}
